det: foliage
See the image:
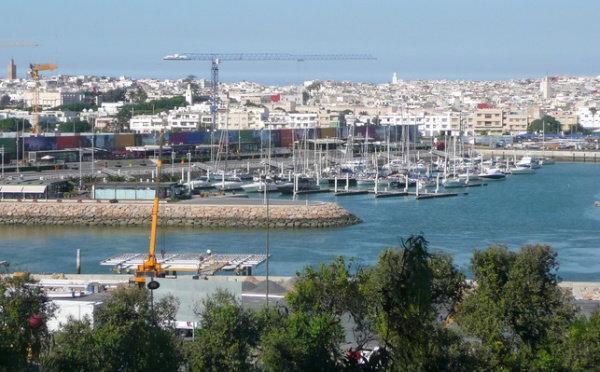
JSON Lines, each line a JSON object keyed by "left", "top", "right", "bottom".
{"left": 0, "top": 95, "right": 10, "bottom": 108}
{"left": 44, "top": 286, "right": 182, "bottom": 372}
{"left": 362, "top": 234, "right": 474, "bottom": 371}
{"left": 0, "top": 274, "right": 55, "bottom": 372}
{"left": 286, "top": 257, "right": 375, "bottom": 349}
{"left": 529, "top": 115, "right": 561, "bottom": 134}
{"left": 456, "top": 244, "right": 576, "bottom": 371}
{"left": 185, "top": 288, "right": 259, "bottom": 372}
{"left": 0, "top": 118, "right": 31, "bottom": 132}
{"left": 260, "top": 310, "right": 345, "bottom": 372}
{"left": 114, "top": 108, "right": 132, "bottom": 132}
{"left": 56, "top": 120, "right": 92, "bottom": 133}
{"left": 101, "top": 88, "right": 127, "bottom": 103}
{"left": 51, "top": 102, "right": 96, "bottom": 112}
{"left": 560, "top": 310, "right": 600, "bottom": 371}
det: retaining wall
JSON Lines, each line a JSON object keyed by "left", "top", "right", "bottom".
{"left": 0, "top": 200, "right": 362, "bottom": 228}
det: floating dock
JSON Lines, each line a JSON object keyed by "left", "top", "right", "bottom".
{"left": 415, "top": 192, "right": 467, "bottom": 200}
{"left": 294, "top": 188, "right": 331, "bottom": 195}
{"left": 334, "top": 190, "right": 369, "bottom": 197}
{"left": 100, "top": 253, "right": 268, "bottom": 276}
{"left": 372, "top": 191, "right": 410, "bottom": 198}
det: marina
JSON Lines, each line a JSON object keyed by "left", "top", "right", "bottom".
{"left": 0, "top": 163, "right": 600, "bottom": 282}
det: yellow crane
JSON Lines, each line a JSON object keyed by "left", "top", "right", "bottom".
{"left": 135, "top": 129, "right": 165, "bottom": 284}
{"left": 29, "top": 63, "right": 58, "bottom": 135}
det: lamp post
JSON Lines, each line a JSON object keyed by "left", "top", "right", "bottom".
{"left": 79, "top": 148, "right": 82, "bottom": 190}
{"left": 1, "top": 146, "right": 4, "bottom": 178}
{"left": 263, "top": 173, "right": 270, "bottom": 306}
{"left": 187, "top": 152, "right": 191, "bottom": 187}
{"left": 147, "top": 280, "right": 160, "bottom": 324}
{"left": 171, "top": 151, "right": 175, "bottom": 176}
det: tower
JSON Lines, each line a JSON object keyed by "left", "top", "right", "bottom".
{"left": 7, "top": 58, "right": 16, "bottom": 80}
{"left": 185, "top": 83, "right": 193, "bottom": 105}
{"left": 392, "top": 72, "right": 398, "bottom": 84}
{"left": 540, "top": 76, "right": 552, "bottom": 99}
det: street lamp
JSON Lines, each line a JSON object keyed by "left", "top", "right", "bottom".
{"left": 147, "top": 280, "right": 160, "bottom": 324}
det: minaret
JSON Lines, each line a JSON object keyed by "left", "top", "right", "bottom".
{"left": 540, "top": 76, "right": 552, "bottom": 99}
{"left": 7, "top": 58, "right": 17, "bottom": 80}
{"left": 185, "top": 83, "right": 193, "bottom": 105}
{"left": 392, "top": 72, "right": 398, "bottom": 84}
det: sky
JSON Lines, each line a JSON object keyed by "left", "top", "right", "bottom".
{"left": 3, "top": 0, "right": 600, "bottom": 85}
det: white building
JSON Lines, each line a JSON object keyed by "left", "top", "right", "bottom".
{"left": 577, "top": 107, "right": 600, "bottom": 129}
{"left": 129, "top": 115, "right": 167, "bottom": 133}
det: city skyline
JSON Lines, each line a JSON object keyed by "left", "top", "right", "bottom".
{"left": 3, "top": 1, "right": 600, "bottom": 85}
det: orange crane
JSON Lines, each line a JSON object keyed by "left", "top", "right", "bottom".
{"left": 29, "top": 63, "right": 58, "bottom": 135}
{"left": 135, "top": 129, "right": 165, "bottom": 284}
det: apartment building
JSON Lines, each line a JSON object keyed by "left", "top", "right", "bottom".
{"left": 468, "top": 108, "right": 504, "bottom": 135}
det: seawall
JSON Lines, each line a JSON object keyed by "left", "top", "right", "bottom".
{"left": 0, "top": 199, "right": 362, "bottom": 229}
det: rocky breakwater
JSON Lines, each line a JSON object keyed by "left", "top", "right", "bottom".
{"left": 0, "top": 200, "right": 362, "bottom": 228}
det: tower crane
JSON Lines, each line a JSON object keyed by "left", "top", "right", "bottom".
{"left": 29, "top": 63, "right": 58, "bottom": 135}
{"left": 163, "top": 53, "right": 376, "bottom": 130}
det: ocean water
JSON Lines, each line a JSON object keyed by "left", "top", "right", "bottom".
{"left": 1, "top": 163, "right": 600, "bottom": 281}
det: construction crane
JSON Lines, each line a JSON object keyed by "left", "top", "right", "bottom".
{"left": 29, "top": 63, "right": 58, "bottom": 135}
{"left": 0, "top": 40, "right": 38, "bottom": 47}
{"left": 135, "top": 129, "right": 165, "bottom": 285}
{"left": 163, "top": 52, "right": 376, "bottom": 131}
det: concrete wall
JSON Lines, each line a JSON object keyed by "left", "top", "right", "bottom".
{"left": 0, "top": 200, "right": 362, "bottom": 228}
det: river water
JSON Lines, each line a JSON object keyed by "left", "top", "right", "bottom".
{"left": 1, "top": 163, "right": 600, "bottom": 281}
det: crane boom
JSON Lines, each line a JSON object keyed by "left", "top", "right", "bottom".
{"left": 163, "top": 52, "right": 376, "bottom": 140}
{"left": 135, "top": 129, "right": 165, "bottom": 284}
{"left": 164, "top": 53, "right": 376, "bottom": 61}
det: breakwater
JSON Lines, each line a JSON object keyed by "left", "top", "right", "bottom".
{"left": 0, "top": 200, "right": 362, "bottom": 228}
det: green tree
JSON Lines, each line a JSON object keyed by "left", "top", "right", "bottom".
{"left": 57, "top": 120, "right": 92, "bottom": 133}
{"left": 560, "top": 310, "right": 600, "bottom": 371}
{"left": 45, "top": 286, "right": 182, "bottom": 372}
{"left": 0, "top": 118, "right": 31, "bottom": 132}
{"left": 529, "top": 115, "right": 561, "bottom": 134}
{"left": 456, "top": 244, "right": 575, "bottom": 371}
{"left": 185, "top": 288, "right": 259, "bottom": 372}
{"left": 114, "top": 108, "right": 132, "bottom": 132}
{"left": 260, "top": 310, "right": 345, "bottom": 372}
{"left": 0, "top": 95, "right": 10, "bottom": 108}
{"left": 362, "top": 234, "right": 474, "bottom": 371}
{"left": 0, "top": 274, "right": 55, "bottom": 372}
{"left": 102, "top": 88, "right": 127, "bottom": 103}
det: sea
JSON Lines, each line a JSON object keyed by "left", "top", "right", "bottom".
{"left": 1, "top": 162, "right": 600, "bottom": 282}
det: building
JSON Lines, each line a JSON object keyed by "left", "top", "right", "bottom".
{"left": 7, "top": 58, "right": 16, "bottom": 80}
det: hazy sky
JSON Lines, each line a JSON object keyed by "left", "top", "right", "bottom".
{"left": 3, "top": 0, "right": 600, "bottom": 85}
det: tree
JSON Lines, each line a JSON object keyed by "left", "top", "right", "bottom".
{"left": 114, "top": 108, "right": 132, "bottom": 132}
{"left": 362, "top": 234, "right": 474, "bottom": 371}
{"left": 560, "top": 309, "right": 600, "bottom": 371}
{"left": 260, "top": 310, "right": 345, "bottom": 372}
{"left": 185, "top": 288, "right": 259, "bottom": 372}
{"left": 0, "top": 95, "right": 10, "bottom": 108}
{"left": 101, "top": 88, "right": 127, "bottom": 103}
{"left": 529, "top": 115, "right": 561, "bottom": 134}
{"left": 0, "top": 273, "right": 55, "bottom": 372}
{"left": 44, "top": 286, "right": 182, "bottom": 372}
{"left": 57, "top": 120, "right": 92, "bottom": 134}
{"left": 456, "top": 244, "right": 576, "bottom": 371}
{"left": 0, "top": 118, "right": 31, "bottom": 132}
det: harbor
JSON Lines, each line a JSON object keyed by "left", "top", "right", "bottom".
{"left": 0, "top": 162, "right": 599, "bottom": 282}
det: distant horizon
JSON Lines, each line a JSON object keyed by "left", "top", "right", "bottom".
{"left": 7, "top": 60, "right": 599, "bottom": 86}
